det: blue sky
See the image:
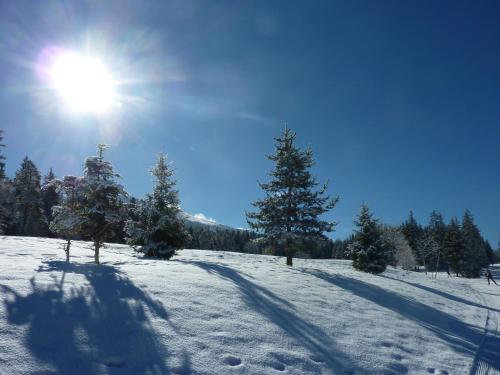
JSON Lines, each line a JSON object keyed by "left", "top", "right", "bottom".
{"left": 0, "top": 1, "right": 499, "bottom": 244}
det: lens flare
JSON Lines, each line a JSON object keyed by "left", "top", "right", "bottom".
{"left": 48, "top": 50, "right": 115, "bottom": 113}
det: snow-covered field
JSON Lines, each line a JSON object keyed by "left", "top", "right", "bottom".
{"left": 0, "top": 236, "right": 498, "bottom": 375}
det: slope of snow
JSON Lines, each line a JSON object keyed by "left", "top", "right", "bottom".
{"left": 0, "top": 236, "right": 499, "bottom": 375}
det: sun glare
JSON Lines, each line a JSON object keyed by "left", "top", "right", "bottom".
{"left": 48, "top": 51, "right": 115, "bottom": 114}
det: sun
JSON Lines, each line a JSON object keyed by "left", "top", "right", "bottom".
{"left": 48, "top": 51, "right": 115, "bottom": 114}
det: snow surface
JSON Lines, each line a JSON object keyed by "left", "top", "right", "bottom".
{"left": 0, "top": 236, "right": 499, "bottom": 375}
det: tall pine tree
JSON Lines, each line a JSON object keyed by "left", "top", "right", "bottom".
{"left": 246, "top": 127, "right": 338, "bottom": 266}
{"left": 125, "top": 153, "right": 188, "bottom": 259}
{"left": 461, "top": 210, "right": 487, "bottom": 277}
{"left": 13, "top": 157, "right": 48, "bottom": 236}
{"left": 443, "top": 218, "right": 465, "bottom": 276}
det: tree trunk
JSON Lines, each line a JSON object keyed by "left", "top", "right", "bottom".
{"left": 94, "top": 242, "right": 100, "bottom": 264}
{"left": 65, "top": 239, "right": 71, "bottom": 262}
{"left": 286, "top": 254, "right": 293, "bottom": 266}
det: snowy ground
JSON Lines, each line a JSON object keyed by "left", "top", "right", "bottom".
{"left": 0, "top": 236, "right": 499, "bottom": 375}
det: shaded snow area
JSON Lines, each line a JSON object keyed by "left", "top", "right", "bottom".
{"left": 0, "top": 237, "right": 499, "bottom": 375}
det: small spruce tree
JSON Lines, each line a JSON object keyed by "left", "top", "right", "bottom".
{"left": 125, "top": 153, "right": 188, "bottom": 259}
{"left": 348, "top": 204, "right": 388, "bottom": 273}
{"left": 246, "top": 127, "right": 338, "bottom": 266}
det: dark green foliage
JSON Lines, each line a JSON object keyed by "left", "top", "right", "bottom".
{"left": 400, "top": 211, "right": 423, "bottom": 264}
{"left": 461, "top": 210, "right": 488, "bottom": 277}
{"left": 0, "top": 130, "right": 6, "bottom": 180}
{"left": 443, "top": 218, "right": 465, "bottom": 275}
{"left": 0, "top": 179, "right": 14, "bottom": 234}
{"left": 348, "top": 205, "right": 388, "bottom": 273}
{"left": 425, "top": 211, "right": 447, "bottom": 271}
{"left": 246, "top": 127, "right": 338, "bottom": 265}
{"left": 13, "top": 157, "right": 48, "bottom": 236}
{"left": 484, "top": 240, "right": 495, "bottom": 266}
{"left": 185, "top": 224, "right": 260, "bottom": 253}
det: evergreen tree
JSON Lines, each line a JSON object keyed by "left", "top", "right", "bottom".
{"left": 401, "top": 211, "right": 423, "bottom": 264}
{"left": 348, "top": 205, "right": 388, "bottom": 273}
{"left": 41, "top": 168, "right": 60, "bottom": 227}
{"left": 246, "top": 127, "right": 338, "bottom": 266}
{"left": 426, "top": 211, "right": 447, "bottom": 271}
{"left": 484, "top": 240, "right": 495, "bottom": 266}
{"left": 0, "top": 130, "right": 6, "bottom": 180}
{"left": 461, "top": 210, "right": 487, "bottom": 277}
{"left": 0, "top": 179, "right": 14, "bottom": 234}
{"left": 77, "top": 145, "right": 127, "bottom": 264}
{"left": 13, "top": 157, "right": 48, "bottom": 236}
{"left": 443, "top": 218, "right": 465, "bottom": 276}
{"left": 125, "top": 153, "right": 188, "bottom": 259}
{"left": 50, "top": 175, "right": 84, "bottom": 262}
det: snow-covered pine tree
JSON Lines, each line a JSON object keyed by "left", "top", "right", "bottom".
{"left": 348, "top": 204, "right": 388, "bottom": 273}
{"left": 49, "top": 176, "right": 84, "bottom": 262}
{"left": 41, "top": 168, "right": 60, "bottom": 227}
{"left": 461, "top": 210, "right": 488, "bottom": 277}
{"left": 443, "top": 218, "right": 465, "bottom": 276}
{"left": 246, "top": 127, "right": 338, "bottom": 266}
{"left": 13, "top": 157, "right": 48, "bottom": 236}
{"left": 77, "top": 144, "right": 127, "bottom": 264}
{"left": 125, "top": 153, "right": 188, "bottom": 259}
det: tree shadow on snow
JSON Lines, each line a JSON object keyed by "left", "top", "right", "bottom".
{"left": 380, "top": 274, "right": 500, "bottom": 314}
{"left": 181, "top": 260, "right": 360, "bottom": 374}
{"left": 0, "top": 260, "right": 177, "bottom": 375}
{"left": 305, "top": 270, "right": 500, "bottom": 372}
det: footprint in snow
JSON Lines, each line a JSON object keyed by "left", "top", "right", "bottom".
{"left": 391, "top": 354, "right": 403, "bottom": 361}
{"left": 309, "top": 355, "right": 325, "bottom": 363}
{"left": 272, "top": 362, "right": 285, "bottom": 371}
{"left": 380, "top": 341, "right": 394, "bottom": 348}
{"left": 223, "top": 355, "right": 242, "bottom": 367}
{"left": 103, "top": 356, "right": 126, "bottom": 368}
{"left": 385, "top": 363, "right": 408, "bottom": 374}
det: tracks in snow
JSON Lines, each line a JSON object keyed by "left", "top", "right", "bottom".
{"left": 469, "top": 283, "right": 500, "bottom": 375}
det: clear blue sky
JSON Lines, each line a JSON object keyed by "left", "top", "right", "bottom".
{"left": 0, "top": 1, "right": 499, "bottom": 244}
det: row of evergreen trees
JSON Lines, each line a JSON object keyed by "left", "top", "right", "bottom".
{"left": 0, "top": 128, "right": 497, "bottom": 275}
{"left": 401, "top": 210, "right": 495, "bottom": 277}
